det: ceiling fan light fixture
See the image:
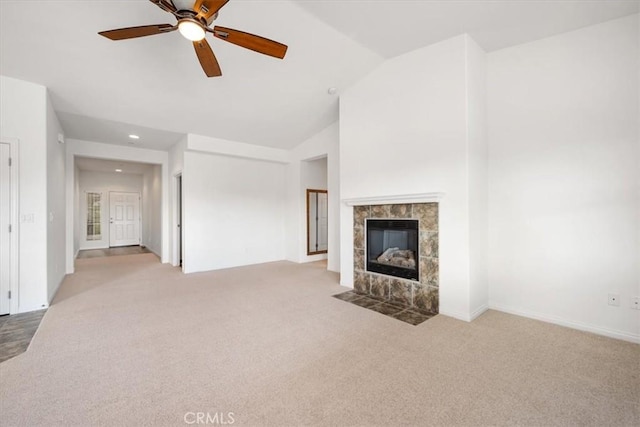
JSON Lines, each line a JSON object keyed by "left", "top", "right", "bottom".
{"left": 178, "top": 19, "right": 206, "bottom": 41}
{"left": 100, "top": 0, "right": 288, "bottom": 78}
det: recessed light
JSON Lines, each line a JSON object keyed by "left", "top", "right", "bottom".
{"left": 115, "top": 169, "right": 123, "bottom": 173}
{"left": 327, "top": 87, "right": 338, "bottom": 95}
{"left": 129, "top": 134, "right": 140, "bottom": 140}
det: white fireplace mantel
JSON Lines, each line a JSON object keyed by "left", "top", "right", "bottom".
{"left": 342, "top": 192, "right": 445, "bottom": 206}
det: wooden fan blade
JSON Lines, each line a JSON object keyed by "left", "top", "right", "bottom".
{"left": 99, "top": 24, "right": 176, "bottom": 41}
{"left": 193, "top": 0, "right": 229, "bottom": 21}
{"left": 149, "top": 0, "right": 177, "bottom": 14}
{"left": 193, "top": 39, "right": 222, "bottom": 77}
{"left": 213, "top": 26, "right": 287, "bottom": 59}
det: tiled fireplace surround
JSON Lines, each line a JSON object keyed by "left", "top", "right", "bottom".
{"left": 353, "top": 203, "right": 439, "bottom": 314}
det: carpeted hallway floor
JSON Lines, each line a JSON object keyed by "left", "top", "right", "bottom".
{"left": 0, "top": 254, "right": 638, "bottom": 426}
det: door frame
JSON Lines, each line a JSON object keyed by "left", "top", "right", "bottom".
{"left": 173, "top": 173, "right": 183, "bottom": 269}
{"left": 306, "top": 188, "right": 328, "bottom": 256}
{"left": 1, "top": 138, "right": 20, "bottom": 314}
{"left": 81, "top": 189, "right": 107, "bottom": 250}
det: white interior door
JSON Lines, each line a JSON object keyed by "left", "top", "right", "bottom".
{"left": 0, "top": 143, "right": 11, "bottom": 314}
{"left": 109, "top": 192, "right": 140, "bottom": 247}
{"left": 317, "top": 192, "right": 328, "bottom": 252}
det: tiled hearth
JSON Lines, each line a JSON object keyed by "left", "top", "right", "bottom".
{"left": 353, "top": 203, "right": 439, "bottom": 314}
{"left": 333, "top": 291, "right": 434, "bottom": 325}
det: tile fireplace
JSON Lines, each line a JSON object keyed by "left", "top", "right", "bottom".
{"left": 353, "top": 203, "right": 439, "bottom": 314}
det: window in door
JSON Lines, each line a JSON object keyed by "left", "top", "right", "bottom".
{"left": 86, "top": 192, "right": 102, "bottom": 240}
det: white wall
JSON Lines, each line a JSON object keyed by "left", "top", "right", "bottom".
{"left": 487, "top": 14, "right": 640, "bottom": 342}
{"left": 180, "top": 133, "right": 289, "bottom": 273}
{"left": 466, "top": 37, "right": 489, "bottom": 318}
{"left": 182, "top": 150, "right": 286, "bottom": 273}
{"left": 46, "top": 92, "right": 66, "bottom": 302}
{"left": 169, "top": 136, "right": 186, "bottom": 267}
{"left": 170, "top": 137, "right": 186, "bottom": 177}
{"left": 286, "top": 122, "right": 340, "bottom": 270}
{"left": 78, "top": 170, "right": 143, "bottom": 249}
{"left": 303, "top": 157, "right": 327, "bottom": 190}
{"left": 0, "top": 76, "right": 49, "bottom": 312}
{"left": 142, "top": 165, "right": 162, "bottom": 256}
{"left": 176, "top": 127, "right": 339, "bottom": 274}
{"left": 65, "top": 139, "right": 170, "bottom": 273}
{"left": 326, "top": 124, "right": 341, "bottom": 273}
{"left": 340, "top": 35, "right": 487, "bottom": 320}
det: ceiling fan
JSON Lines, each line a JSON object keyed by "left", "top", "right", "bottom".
{"left": 98, "top": 0, "right": 288, "bottom": 77}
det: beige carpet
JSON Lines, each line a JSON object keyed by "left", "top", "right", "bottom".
{"left": 0, "top": 254, "right": 638, "bottom": 426}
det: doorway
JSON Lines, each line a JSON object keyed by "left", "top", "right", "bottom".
{"left": 176, "top": 174, "right": 182, "bottom": 267}
{"left": 109, "top": 191, "right": 141, "bottom": 247}
{"left": 307, "top": 189, "right": 328, "bottom": 255}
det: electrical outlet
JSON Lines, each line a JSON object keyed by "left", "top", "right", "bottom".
{"left": 608, "top": 293, "right": 620, "bottom": 307}
{"left": 631, "top": 297, "right": 639, "bottom": 310}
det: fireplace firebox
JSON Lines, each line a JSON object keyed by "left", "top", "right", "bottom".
{"left": 366, "top": 219, "right": 419, "bottom": 281}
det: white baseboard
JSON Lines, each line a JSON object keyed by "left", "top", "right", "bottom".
{"left": 18, "top": 302, "right": 49, "bottom": 314}
{"left": 437, "top": 304, "right": 489, "bottom": 322}
{"left": 439, "top": 308, "right": 472, "bottom": 322}
{"left": 489, "top": 302, "right": 640, "bottom": 344}
{"left": 339, "top": 279, "right": 354, "bottom": 289}
{"left": 48, "top": 274, "right": 66, "bottom": 305}
{"left": 470, "top": 304, "right": 489, "bottom": 321}
{"left": 78, "top": 245, "right": 108, "bottom": 251}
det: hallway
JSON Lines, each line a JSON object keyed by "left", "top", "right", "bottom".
{"left": 76, "top": 245, "right": 152, "bottom": 259}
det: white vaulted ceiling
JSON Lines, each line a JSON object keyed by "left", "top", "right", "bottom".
{"left": 296, "top": 0, "right": 639, "bottom": 58}
{"left": 1, "top": 1, "right": 637, "bottom": 150}
{"left": 0, "top": 0, "right": 382, "bottom": 149}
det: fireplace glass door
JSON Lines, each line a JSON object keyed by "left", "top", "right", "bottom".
{"left": 366, "top": 219, "right": 419, "bottom": 280}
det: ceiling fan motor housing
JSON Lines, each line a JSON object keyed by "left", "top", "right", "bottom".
{"left": 171, "top": 0, "right": 218, "bottom": 24}
{"left": 171, "top": 0, "right": 196, "bottom": 12}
